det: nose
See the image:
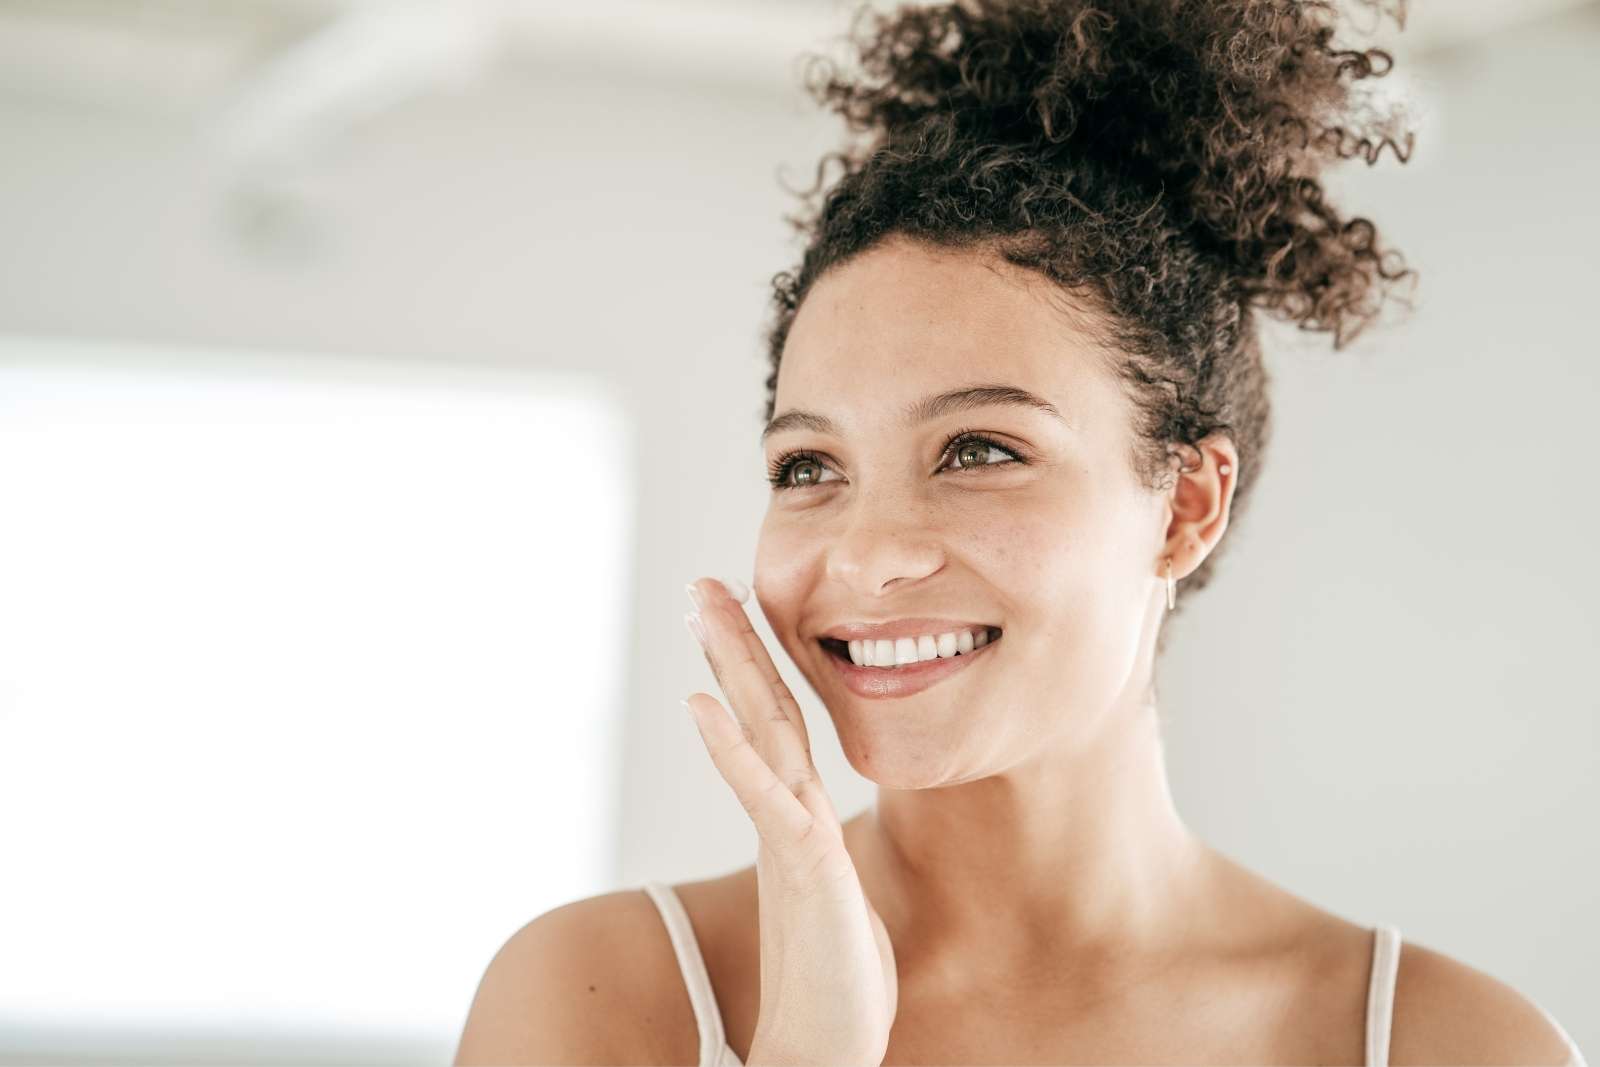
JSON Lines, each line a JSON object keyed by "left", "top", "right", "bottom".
{"left": 823, "top": 491, "right": 947, "bottom": 599}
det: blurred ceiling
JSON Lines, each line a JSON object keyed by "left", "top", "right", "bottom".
{"left": 0, "top": 0, "right": 1592, "bottom": 166}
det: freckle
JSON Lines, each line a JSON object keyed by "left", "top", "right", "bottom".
{"left": 588, "top": 984, "right": 596, "bottom": 992}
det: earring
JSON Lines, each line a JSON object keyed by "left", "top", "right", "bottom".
{"left": 1219, "top": 463, "right": 1232, "bottom": 475}
{"left": 1165, "top": 557, "right": 1176, "bottom": 611}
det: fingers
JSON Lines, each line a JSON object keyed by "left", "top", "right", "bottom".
{"left": 682, "top": 692, "right": 816, "bottom": 856}
{"left": 720, "top": 587, "right": 814, "bottom": 752}
{"left": 686, "top": 578, "right": 818, "bottom": 794}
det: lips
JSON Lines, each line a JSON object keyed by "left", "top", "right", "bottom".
{"left": 819, "top": 629, "right": 1001, "bottom": 700}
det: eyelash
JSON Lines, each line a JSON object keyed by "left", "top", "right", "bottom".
{"left": 766, "top": 428, "right": 1024, "bottom": 491}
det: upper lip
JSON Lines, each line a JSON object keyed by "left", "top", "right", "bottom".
{"left": 817, "top": 618, "right": 1001, "bottom": 642}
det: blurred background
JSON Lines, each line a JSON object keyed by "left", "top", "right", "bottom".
{"left": 0, "top": 0, "right": 1596, "bottom": 1063}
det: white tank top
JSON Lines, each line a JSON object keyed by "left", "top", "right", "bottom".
{"left": 641, "top": 880, "right": 1586, "bottom": 1067}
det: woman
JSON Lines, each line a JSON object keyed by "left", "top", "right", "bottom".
{"left": 455, "top": 1, "right": 1587, "bottom": 1064}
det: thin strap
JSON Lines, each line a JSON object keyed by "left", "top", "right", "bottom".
{"left": 1365, "top": 924, "right": 1402, "bottom": 1067}
{"left": 642, "top": 881, "right": 729, "bottom": 1067}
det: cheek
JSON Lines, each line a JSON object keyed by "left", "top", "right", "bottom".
{"left": 944, "top": 487, "right": 1080, "bottom": 595}
{"left": 753, "top": 510, "right": 819, "bottom": 635}
{"left": 1009, "top": 491, "right": 1154, "bottom": 699}
{"left": 974, "top": 483, "right": 1143, "bottom": 643}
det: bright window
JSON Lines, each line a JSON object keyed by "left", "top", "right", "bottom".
{"left": 0, "top": 336, "right": 632, "bottom": 1061}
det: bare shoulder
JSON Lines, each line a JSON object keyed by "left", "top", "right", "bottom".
{"left": 1390, "top": 938, "right": 1581, "bottom": 1066}
{"left": 451, "top": 886, "right": 701, "bottom": 1067}
{"left": 1197, "top": 850, "right": 1582, "bottom": 1066}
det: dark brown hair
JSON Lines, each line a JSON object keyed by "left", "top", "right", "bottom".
{"left": 763, "top": 0, "right": 1415, "bottom": 619}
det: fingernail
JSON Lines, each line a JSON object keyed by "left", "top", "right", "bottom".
{"left": 684, "top": 611, "right": 707, "bottom": 648}
{"left": 679, "top": 697, "right": 695, "bottom": 718}
{"left": 720, "top": 577, "right": 750, "bottom": 603}
{"left": 685, "top": 581, "right": 705, "bottom": 611}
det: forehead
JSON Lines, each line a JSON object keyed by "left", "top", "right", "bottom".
{"left": 775, "top": 237, "right": 1113, "bottom": 426}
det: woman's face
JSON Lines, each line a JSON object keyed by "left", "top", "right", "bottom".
{"left": 754, "top": 236, "right": 1174, "bottom": 787}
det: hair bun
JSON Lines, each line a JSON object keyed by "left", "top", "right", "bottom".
{"left": 763, "top": 1, "right": 1420, "bottom": 608}
{"left": 791, "top": 0, "right": 1416, "bottom": 347}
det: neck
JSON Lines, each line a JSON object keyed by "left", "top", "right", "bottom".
{"left": 847, "top": 688, "right": 1213, "bottom": 985}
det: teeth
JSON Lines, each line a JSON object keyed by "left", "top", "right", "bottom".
{"left": 843, "top": 628, "right": 997, "bottom": 668}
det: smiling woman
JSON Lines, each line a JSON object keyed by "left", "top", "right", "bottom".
{"left": 450, "top": 2, "right": 1588, "bottom": 1065}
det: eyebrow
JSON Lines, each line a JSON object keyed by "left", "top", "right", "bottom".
{"left": 761, "top": 383, "right": 1068, "bottom": 442}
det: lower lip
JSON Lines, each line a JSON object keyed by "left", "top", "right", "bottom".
{"left": 822, "top": 636, "right": 1000, "bottom": 699}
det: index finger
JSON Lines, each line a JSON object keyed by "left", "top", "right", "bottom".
{"left": 688, "top": 577, "right": 817, "bottom": 791}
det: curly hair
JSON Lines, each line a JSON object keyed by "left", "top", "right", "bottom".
{"left": 762, "top": 0, "right": 1416, "bottom": 621}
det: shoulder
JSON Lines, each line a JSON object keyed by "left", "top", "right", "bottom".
{"left": 1197, "top": 854, "right": 1580, "bottom": 1067}
{"left": 1390, "top": 938, "right": 1580, "bottom": 1066}
{"left": 452, "top": 886, "right": 702, "bottom": 1066}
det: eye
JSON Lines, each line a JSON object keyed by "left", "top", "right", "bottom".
{"left": 766, "top": 450, "right": 841, "bottom": 490}
{"left": 766, "top": 431, "right": 1024, "bottom": 491}
{"left": 940, "top": 433, "right": 1021, "bottom": 472}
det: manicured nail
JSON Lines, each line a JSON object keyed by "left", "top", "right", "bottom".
{"left": 684, "top": 611, "right": 707, "bottom": 648}
{"left": 720, "top": 577, "right": 750, "bottom": 603}
{"left": 684, "top": 581, "right": 705, "bottom": 611}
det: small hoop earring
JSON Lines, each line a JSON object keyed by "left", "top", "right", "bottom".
{"left": 1165, "top": 557, "right": 1176, "bottom": 611}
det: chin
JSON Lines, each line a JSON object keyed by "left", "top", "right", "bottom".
{"left": 827, "top": 709, "right": 978, "bottom": 790}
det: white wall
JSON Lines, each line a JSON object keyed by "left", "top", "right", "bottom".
{"left": 0, "top": 3, "right": 1594, "bottom": 1058}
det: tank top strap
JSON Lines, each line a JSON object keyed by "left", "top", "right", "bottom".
{"left": 1365, "top": 924, "right": 1402, "bottom": 1067}
{"left": 642, "top": 881, "right": 732, "bottom": 1066}
{"left": 1361, "top": 925, "right": 1588, "bottom": 1067}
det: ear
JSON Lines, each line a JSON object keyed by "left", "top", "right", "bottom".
{"left": 1161, "top": 433, "right": 1238, "bottom": 581}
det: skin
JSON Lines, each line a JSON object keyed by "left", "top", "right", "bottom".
{"left": 662, "top": 236, "right": 1573, "bottom": 1065}
{"left": 450, "top": 230, "right": 1581, "bottom": 1067}
{"left": 757, "top": 231, "right": 1237, "bottom": 957}
{"left": 445, "top": 230, "right": 1583, "bottom": 1066}
{"left": 738, "top": 232, "right": 1369, "bottom": 1060}
{"left": 661, "top": 231, "right": 1484, "bottom": 1063}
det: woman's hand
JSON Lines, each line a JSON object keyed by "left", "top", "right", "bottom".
{"left": 682, "top": 577, "right": 898, "bottom": 1067}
